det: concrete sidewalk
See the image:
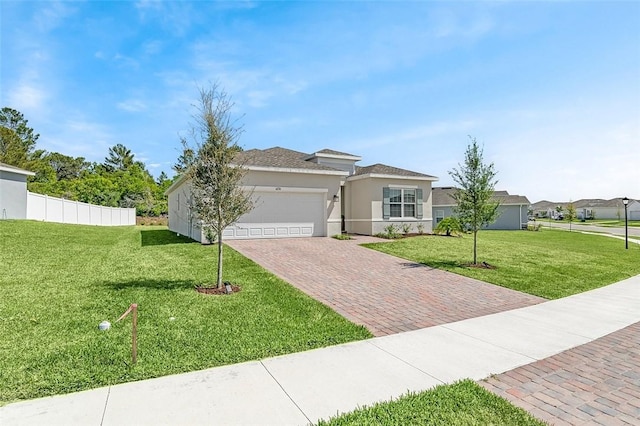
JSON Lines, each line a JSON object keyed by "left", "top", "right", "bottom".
{"left": 3, "top": 275, "right": 639, "bottom": 425}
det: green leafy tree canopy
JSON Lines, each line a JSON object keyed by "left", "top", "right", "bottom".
{"left": 0, "top": 107, "right": 40, "bottom": 167}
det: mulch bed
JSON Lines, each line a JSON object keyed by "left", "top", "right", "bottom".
{"left": 195, "top": 284, "right": 241, "bottom": 295}
{"left": 466, "top": 262, "right": 497, "bottom": 269}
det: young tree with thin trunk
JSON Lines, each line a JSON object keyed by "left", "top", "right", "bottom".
{"left": 566, "top": 202, "right": 576, "bottom": 231}
{"left": 449, "top": 137, "right": 500, "bottom": 265}
{"left": 185, "top": 84, "right": 254, "bottom": 289}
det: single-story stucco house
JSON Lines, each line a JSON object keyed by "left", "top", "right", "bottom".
{"left": 166, "top": 147, "right": 438, "bottom": 242}
{"left": 0, "top": 162, "right": 35, "bottom": 220}
{"left": 432, "top": 187, "right": 530, "bottom": 230}
{"left": 531, "top": 198, "right": 640, "bottom": 221}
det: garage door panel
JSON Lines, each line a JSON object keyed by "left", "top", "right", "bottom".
{"left": 224, "top": 190, "right": 325, "bottom": 239}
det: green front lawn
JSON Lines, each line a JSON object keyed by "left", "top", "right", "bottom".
{"left": 365, "top": 229, "right": 640, "bottom": 299}
{"left": 582, "top": 219, "right": 640, "bottom": 228}
{"left": 0, "top": 221, "right": 371, "bottom": 404}
{"left": 317, "top": 380, "right": 545, "bottom": 426}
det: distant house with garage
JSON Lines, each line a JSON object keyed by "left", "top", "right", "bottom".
{"left": 165, "top": 147, "right": 438, "bottom": 242}
{"left": 0, "top": 162, "right": 35, "bottom": 219}
{"left": 531, "top": 198, "right": 640, "bottom": 221}
{"left": 432, "top": 187, "right": 530, "bottom": 230}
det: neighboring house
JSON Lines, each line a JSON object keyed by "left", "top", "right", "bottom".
{"left": 0, "top": 162, "right": 35, "bottom": 219}
{"left": 530, "top": 200, "right": 564, "bottom": 220}
{"left": 432, "top": 187, "right": 530, "bottom": 230}
{"left": 165, "top": 147, "right": 438, "bottom": 242}
{"left": 531, "top": 198, "right": 640, "bottom": 221}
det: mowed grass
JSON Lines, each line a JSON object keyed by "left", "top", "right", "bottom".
{"left": 317, "top": 380, "right": 545, "bottom": 426}
{"left": 582, "top": 219, "right": 640, "bottom": 228}
{"left": 365, "top": 229, "right": 640, "bottom": 299}
{"left": 0, "top": 221, "right": 371, "bottom": 404}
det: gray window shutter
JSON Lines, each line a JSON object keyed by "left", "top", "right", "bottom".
{"left": 416, "top": 188, "right": 423, "bottom": 219}
{"left": 383, "top": 187, "right": 390, "bottom": 219}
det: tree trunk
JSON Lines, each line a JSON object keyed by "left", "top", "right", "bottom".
{"left": 473, "top": 229, "right": 478, "bottom": 265}
{"left": 216, "top": 231, "right": 223, "bottom": 288}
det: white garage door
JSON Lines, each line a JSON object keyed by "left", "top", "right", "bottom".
{"left": 222, "top": 191, "right": 325, "bottom": 239}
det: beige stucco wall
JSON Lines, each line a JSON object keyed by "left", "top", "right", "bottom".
{"left": 167, "top": 169, "right": 345, "bottom": 241}
{"left": 242, "top": 170, "right": 343, "bottom": 236}
{"left": 345, "top": 176, "right": 434, "bottom": 235}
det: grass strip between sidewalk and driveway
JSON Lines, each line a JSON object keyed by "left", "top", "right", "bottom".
{"left": 316, "top": 379, "right": 545, "bottom": 426}
{"left": 364, "top": 229, "right": 640, "bottom": 299}
{"left": 0, "top": 221, "right": 371, "bottom": 404}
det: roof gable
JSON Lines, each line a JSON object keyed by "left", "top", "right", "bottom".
{"left": 353, "top": 163, "right": 437, "bottom": 179}
{"left": 234, "top": 147, "right": 342, "bottom": 172}
{"left": 433, "top": 187, "right": 530, "bottom": 206}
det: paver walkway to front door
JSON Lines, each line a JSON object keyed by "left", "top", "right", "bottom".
{"left": 227, "top": 236, "right": 545, "bottom": 336}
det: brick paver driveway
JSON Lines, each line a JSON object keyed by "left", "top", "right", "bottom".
{"left": 481, "top": 321, "right": 640, "bottom": 425}
{"left": 227, "top": 236, "right": 545, "bottom": 336}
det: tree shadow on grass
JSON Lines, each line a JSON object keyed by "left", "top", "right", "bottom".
{"left": 104, "top": 279, "right": 198, "bottom": 291}
{"left": 419, "top": 260, "right": 463, "bottom": 270}
{"left": 140, "top": 229, "right": 197, "bottom": 247}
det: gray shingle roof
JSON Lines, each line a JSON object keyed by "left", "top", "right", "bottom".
{"left": 233, "top": 147, "right": 436, "bottom": 179}
{"left": 574, "top": 198, "right": 627, "bottom": 208}
{"left": 433, "top": 187, "right": 530, "bottom": 206}
{"left": 234, "top": 147, "right": 341, "bottom": 171}
{"left": 354, "top": 163, "right": 436, "bottom": 178}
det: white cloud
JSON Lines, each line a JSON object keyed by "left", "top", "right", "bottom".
{"left": 7, "top": 83, "right": 48, "bottom": 113}
{"left": 33, "top": 1, "right": 77, "bottom": 33}
{"left": 135, "top": 0, "right": 194, "bottom": 36}
{"left": 260, "top": 117, "right": 305, "bottom": 130}
{"left": 142, "top": 40, "right": 163, "bottom": 56}
{"left": 432, "top": 9, "right": 495, "bottom": 40}
{"left": 117, "top": 99, "right": 147, "bottom": 112}
{"left": 347, "top": 119, "right": 482, "bottom": 151}
{"left": 246, "top": 90, "right": 274, "bottom": 108}
{"left": 42, "top": 119, "right": 115, "bottom": 162}
{"left": 113, "top": 53, "right": 139, "bottom": 70}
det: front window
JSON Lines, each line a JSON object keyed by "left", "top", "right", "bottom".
{"left": 390, "top": 188, "right": 416, "bottom": 218}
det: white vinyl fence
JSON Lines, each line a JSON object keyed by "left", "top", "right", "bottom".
{"left": 27, "top": 192, "right": 136, "bottom": 226}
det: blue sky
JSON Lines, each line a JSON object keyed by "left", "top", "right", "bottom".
{"left": 2, "top": 1, "right": 638, "bottom": 202}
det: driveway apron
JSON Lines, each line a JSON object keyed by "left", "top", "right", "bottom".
{"left": 226, "top": 236, "right": 546, "bottom": 336}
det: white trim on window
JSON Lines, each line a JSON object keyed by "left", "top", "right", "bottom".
{"left": 389, "top": 188, "right": 417, "bottom": 218}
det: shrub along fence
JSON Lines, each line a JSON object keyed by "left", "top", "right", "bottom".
{"left": 26, "top": 192, "right": 135, "bottom": 226}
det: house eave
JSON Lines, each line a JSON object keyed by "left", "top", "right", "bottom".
{"left": 347, "top": 173, "right": 439, "bottom": 182}
{"left": 304, "top": 152, "right": 362, "bottom": 162}
{"left": 246, "top": 165, "right": 348, "bottom": 176}
{"left": 0, "top": 163, "right": 35, "bottom": 176}
{"left": 165, "top": 173, "right": 189, "bottom": 196}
